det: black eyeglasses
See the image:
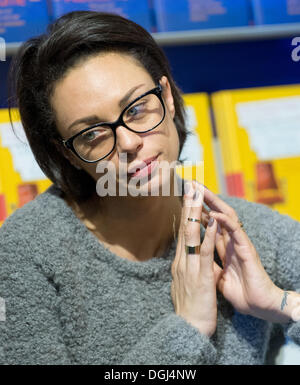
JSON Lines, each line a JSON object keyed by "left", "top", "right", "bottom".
{"left": 62, "top": 84, "right": 165, "bottom": 163}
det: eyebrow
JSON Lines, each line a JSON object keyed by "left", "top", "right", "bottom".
{"left": 66, "top": 84, "right": 145, "bottom": 132}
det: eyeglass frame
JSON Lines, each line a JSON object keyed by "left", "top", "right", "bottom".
{"left": 62, "top": 84, "right": 165, "bottom": 163}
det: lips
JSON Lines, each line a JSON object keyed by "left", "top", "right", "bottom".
{"left": 128, "top": 155, "right": 159, "bottom": 175}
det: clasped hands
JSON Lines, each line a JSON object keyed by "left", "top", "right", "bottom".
{"left": 171, "top": 180, "right": 300, "bottom": 337}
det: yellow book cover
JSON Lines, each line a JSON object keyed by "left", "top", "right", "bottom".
{"left": 176, "top": 93, "right": 220, "bottom": 194}
{"left": 212, "top": 84, "right": 300, "bottom": 221}
{"left": 0, "top": 108, "right": 52, "bottom": 225}
{"left": 212, "top": 92, "right": 244, "bottom": 197}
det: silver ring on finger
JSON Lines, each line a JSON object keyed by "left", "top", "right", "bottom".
{"left": 185, "top": 245, "right": 201, "bottom": 254}
{"left": 187, "top": 217, "right": 201, "bottom": 224}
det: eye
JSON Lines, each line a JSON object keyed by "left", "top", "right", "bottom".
{"left": 126, "top": 103, "right": 144, "bottom": 118}
{"left": 80, "top": 128, "right": 108, "bottom": 144}
{"left": 82, "top": 131, "right": 99, "bottom": 142}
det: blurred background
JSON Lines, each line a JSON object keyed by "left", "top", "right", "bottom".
{"left": 1, "top": 0, "right": 300, "bottom": 364}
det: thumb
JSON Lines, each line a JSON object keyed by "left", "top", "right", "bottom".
{"left": 213, "top": 262, "right": 223, "bottom": 286}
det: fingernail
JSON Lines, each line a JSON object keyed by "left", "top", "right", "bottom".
{"left": 208, "top": 217, "right": 214, "bottom": 227}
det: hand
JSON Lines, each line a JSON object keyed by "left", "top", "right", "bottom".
{"left": 202, "top": 185, "right": 283, "bottom": 322}
{"left": 171, "top": 181, "right": 221, "bottom": 337}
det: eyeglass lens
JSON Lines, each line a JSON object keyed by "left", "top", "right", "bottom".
{"left": 72, "top": 92, "right": 164, "bottom": 162}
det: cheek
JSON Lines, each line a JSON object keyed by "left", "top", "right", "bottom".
{"left": 85, "top": 153, "right": 120, "bottom": 182}
{"left": 172, "top": 134, "right": 180, "bottom": 161}
{"left": 82, "top": 164, "right": 99, "bottom": 181}
{"left": 165, "top": 121, "right": 180, "bottom": 160}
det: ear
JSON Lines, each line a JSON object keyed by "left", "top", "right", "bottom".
{"left": 159, "top": 76, "right": 175, "bottom": 119}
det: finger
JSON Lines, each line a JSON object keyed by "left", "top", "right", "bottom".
{"left": 186, "top": 182, "right": 203, "bottom": 243}
{"left": 190, "top": 181, "right": 222, "bottom": 273}
{"left": 202, "top": 185, "right": 239, "bottom": 222}
{"left": 177, "top": 189, "right": 191, "bottom": 248}
{"left": 199, "top": 217, "right": 218, "bottom": 278}
{"left": 213, "top": 261, "right": 223, "bottom": 285}
{"left": 220, "top": 226, "right": 234, "bottom": 270}
{"left": 177, "top": 182, "right": 195, "bottom": 274}
{"left": 186, "top": 181, "right": 210, "bottom": 226}
{"left": 217, "top": 273, "right": 226, "bottom": 296}
{"left": 199, "top": 193, "right": 210, "bottom": 227}
{"left": 172, "top": 182, "right": 193, "bottom": 277}
{"left": 222, "top": 226, "right": 232, "bottom": 247}
{"left": 192, "top": 180, "right": 209, "bottom": 226}
{"left": 209, "top": 211, "right": 247, "bottom": 246}
{"left": 215, "top": 223, "right": 226, "bottom": 267}
{"left": 192, "top": 181, "right": 226, "bottom": 266}
{"left": 201, "top": 206, "right": 210, "bottom": 227}
{"left": 184, "top": 184, "right": 204, "bottom": 273}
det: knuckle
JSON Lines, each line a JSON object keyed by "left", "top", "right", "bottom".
{"left": 184, "top": 226, "right": 195, "bottom": 239}
{"left": 200, "top": 243, "right": 212, "bottom": 258}
{"left": 177, "top": 266, "right": 184, "bottom": 276}
{"left": 201, "top": 250, "right": 211, "bottom": 259}
{"left": 177, "top": 265, "right": 185, "bottom": 278}
{"left": 229, "top": 208, "right": 238, "bottom": 220}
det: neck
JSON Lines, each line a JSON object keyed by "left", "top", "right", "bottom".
{"left": 69, "top": 181, "right": 183, "bottom": 262}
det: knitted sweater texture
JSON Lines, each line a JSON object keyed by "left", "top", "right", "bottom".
{"left": 0, "top": 184, "right": 300, "bottom": 365}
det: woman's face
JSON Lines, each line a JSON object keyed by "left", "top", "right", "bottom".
{"left": 51, "top": 52, "right": 180, "bottom": 196}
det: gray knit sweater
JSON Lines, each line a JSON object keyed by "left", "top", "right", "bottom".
{"left": 0, "top": 184, "right": 300, "bottom": 365}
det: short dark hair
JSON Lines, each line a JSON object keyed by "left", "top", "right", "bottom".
{"left": 8, "top": 11, "right": 188, "bottom": 203}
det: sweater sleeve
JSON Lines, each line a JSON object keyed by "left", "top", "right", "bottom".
{"left": 0, "top": 223, "right": 71, "bottom": 365}
{"left": 258, "top": 207, "right": 300, "bottom": 345}
{"left": 272, "top": 211, "right": 300, "bottom": 292}
{"left": 222, "top": 196, "right": 300, "bottom": 347}
{"left": 271, "top": 210, "right": 300, "bottom": 345}
{"left": 120, "top": 313, "right": 217, "bottom": 365}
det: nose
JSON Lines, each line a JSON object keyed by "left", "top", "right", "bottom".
{"left": 116, "top": 125, "right": 143, "bottom": 155}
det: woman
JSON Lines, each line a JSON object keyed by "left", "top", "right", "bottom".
{"left": 1, "top": 11, "right": 300, "bottom": 365}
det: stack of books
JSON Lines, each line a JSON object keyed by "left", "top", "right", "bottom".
{"left": 177, "top": 92, "right": 220, "bottom": 194}
{"left": 153, "top": 0, "right": 251, "bottom": 32}
{"left": 0, "top": 0, "right": 49, "bottom": 43}
{"left": 0, "top": 108, "right": 51, "bottom": 226}
{"left": 2, "top": 0, "right": 300, "bottom": 43}
{"left": 251, "top": 0, "right": 300, "bottom": 25}
{"left": 48, "top": 0, "right": 154, "bottom": 31}
{"left": 212, "top": 84, "right": 300, "bottom": 221}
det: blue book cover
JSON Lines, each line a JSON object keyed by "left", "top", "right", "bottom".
{"left": 49, "top": 0, "right": 153, "bottom": 32}
{"left": 153, "top": 0, "right": 250, "bottom": 32}
{"left": 252, "top": 0, "right": 300, "bottom": 25}
{"left": 0, "top": 0, "right": 49, "bottom": 43}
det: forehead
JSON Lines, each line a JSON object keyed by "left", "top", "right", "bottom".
{"left": 51, "top": 52, "right": 153, "bottom": 129}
